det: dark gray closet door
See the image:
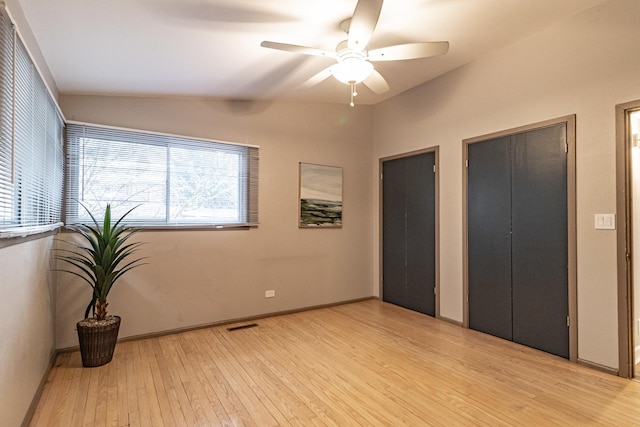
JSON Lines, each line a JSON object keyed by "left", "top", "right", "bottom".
{"left": 467, "top": 136, "right": 513, "bottom": 340}
{"left": 382, "top": 152, "right": 436, "bottom": 316}
{"left": 467, "top": 123, "right": 569, "bottom": 359}
{"left": 511, "top": 124, "right": 568, "bottom": 358}
{"left": 382, "top": 158, "right": 408, "bottom": 308}
{"left": 405, "top": 153, "right": 436, "bottom": 315}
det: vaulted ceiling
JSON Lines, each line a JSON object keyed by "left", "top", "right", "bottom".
{"left": 18, "top": 0, "right": 605, "bottom": 105}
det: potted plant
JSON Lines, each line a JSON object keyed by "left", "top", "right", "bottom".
{"left": 55, "top": 203, "right": 147, "bottom": 367}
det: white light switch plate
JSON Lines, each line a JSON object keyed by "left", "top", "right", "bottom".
{"left": 594, "top": 213, "right": 616, "bottom": 230}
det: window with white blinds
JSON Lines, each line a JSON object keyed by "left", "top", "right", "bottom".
{"left": 0, "top": 8, "right": 64, "bottom": 238}
{"left": 64, "top": 123, "right": 259, "bottom": 228}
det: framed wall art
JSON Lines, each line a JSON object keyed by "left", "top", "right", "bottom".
{"left": 299, "top": 162, "right": 343, "bottom": 228}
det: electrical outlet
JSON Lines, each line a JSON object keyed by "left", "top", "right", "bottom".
{"left": 265, "top": 290, "right": 275, "bottom": 298}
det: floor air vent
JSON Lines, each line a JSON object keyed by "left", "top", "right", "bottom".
{"left": 227, "top": 323, "right": 258, "bottom": 332}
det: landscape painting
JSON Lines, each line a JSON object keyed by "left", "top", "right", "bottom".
{"left": 299, "top": 163, "right": 342, "bottom": 228}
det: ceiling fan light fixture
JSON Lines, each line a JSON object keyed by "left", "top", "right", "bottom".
{"left": 331, "top": 58, "right": 373, "bottom": 84}
{"left": 331, "top": 47, "right": 373, "bottom": 84}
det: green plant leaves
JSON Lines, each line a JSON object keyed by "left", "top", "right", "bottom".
{"left": 54, "top": 203, "right": 147, "bottom": 320}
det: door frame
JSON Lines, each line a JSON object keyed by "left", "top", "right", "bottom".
{"left": 462, "top": 115, "right": 577, "bottom": 362}
{"left": 615, "top": 99, "right": 640, "bottom": 378}
{"left": 379, "top": 146, "right": 440, "bottom": 318}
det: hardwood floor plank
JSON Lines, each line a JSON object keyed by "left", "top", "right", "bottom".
{"left": 148, "top": 339, "right": 179, "bottom": 426}
{"left": 181, "top": 332, "right": 234, "bottom": 425}
{"left": 56, "top": 359, "right": 83, "bottom": 426}
{"left": 69, "top": 362, "right": 92, "bottom": 427}
{"left": 222, "top": 326, "right": 319, "bottom": 422}
{"left": 141, "top": 340, "right": 171, "bottom": 427}
{"left": 29, "top": 300, "right": 640, "bottom": 426}
{"left": 81, "top": 363, "right": 101, "bottom": 426}
{"left": 173, "top": 334, "right": 222, "bottom": 425}
{"left": 282, "top": 311, "right": 484, "bottom": 425}
{"left": 203, "top": 329, "right": 280, "bottom": 426}
{"left": 158, "top": 336, "right": 200, "bottom": 426}
{"left": 91, "top": 361, "right": 111, "bottom": 427}
{"left": 248, "top": 318, "right": 373, "bottom": 424}
{"left": 46, "top": 351, "right": 77, "bottom": 427}
{"left": 194, "top": 331, "right": 253, "bottom": 425}
{"left": 127, "top": 410, "right": 141, "bottom": 427}
{"left": 105, "top": 360, "right": 119, "bottom": 427}
{"left": 223, "top": 327, "right": 322, "bottom": 424}
{"left": 135, "top": 388, "right": 151, "bottom": 427}
{"left": 125, "top": 342, "right": 141, "bottom": 418}
{"left": 29, "top": 352, "right": 71, "bottom": 427}
{"left": 264, "top": 316, "right": 406, "bottom": 425}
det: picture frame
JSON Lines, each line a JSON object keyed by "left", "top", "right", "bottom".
{"left": 299, "top": 162, "right": 343, "bottom": 228}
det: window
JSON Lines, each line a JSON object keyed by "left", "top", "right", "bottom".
{"left": 64, "top": 123, "right": 259, "bottom": 228}
{"left": 0, "top": 8, "right": 64, "bottom": 238}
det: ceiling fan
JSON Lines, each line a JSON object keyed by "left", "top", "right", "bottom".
{"left": 260, "top": 0, "right": 449, "bottom": 106}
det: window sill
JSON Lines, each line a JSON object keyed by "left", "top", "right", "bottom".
{"left": 0, "top": 226, "right": 61, "bottom": 249}
{"left": 60, "top": 223, "right": 258, "bottom": 232}
{"left": 0, "top": 222, "right": 64, "bottom": 239}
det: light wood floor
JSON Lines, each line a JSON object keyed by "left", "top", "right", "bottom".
{"left": 30, "top": 300, "right": 640, "bottom": 426}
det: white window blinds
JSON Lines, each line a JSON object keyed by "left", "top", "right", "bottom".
{"left": 0, "top": 8, "right": 64, "bottom": 238}
{"left": 64, "top": 123, "right": 259, "bottom": 228}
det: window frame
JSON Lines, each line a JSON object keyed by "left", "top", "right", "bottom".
{"left": 63, "top": 121, "right": 259, "bottom": 230}
{"left": 0, "top": 6, "right": 65, "bottom": 240}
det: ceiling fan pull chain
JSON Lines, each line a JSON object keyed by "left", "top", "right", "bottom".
{"left": 350, "top": 82, "right": 356, "bottom": 107}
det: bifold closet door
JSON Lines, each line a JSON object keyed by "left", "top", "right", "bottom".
{"left": 382, "top": 152, "right": 436, "bottom": 316}
{"left": 467, "top": 136, "right": 513, "bottom": 341}
{"left": 467, "top": 123, "right": 568, "bottom": 359}
{"left": 382, "top": 158, "right": 408, "bottom": 309}
{"left": 511, "top": 125, "right": 568, "bottom": 358}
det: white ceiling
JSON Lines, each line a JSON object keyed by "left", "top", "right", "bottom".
{"left": 18, "top": 0, "right": 605, "bottom": 105}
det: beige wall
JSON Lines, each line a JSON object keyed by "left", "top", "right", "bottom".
{"left": 372, "top": 0, "right": 640, "bottom": 369}
{"left": 0, "top": 237, "right": 56, "bottom": 427}
{"left": 56, "top": 95, "right": 374, "bottom": 349}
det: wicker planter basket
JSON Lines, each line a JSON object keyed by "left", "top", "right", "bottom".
{"left": 77, "top": 316, "right": 121, "bottom": 367}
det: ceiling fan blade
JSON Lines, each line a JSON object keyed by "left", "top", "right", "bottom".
{"left": 299, "top": 66, "right": 335, "bottom": 90}
{"left": 362, "top": 69, "right": 389, "bottom": 94}
{"left": 348, "top": 0, "right": 383, "bottom": 49}
{"left": 261, "top": 41, "right": 334, "bottom": 58}
{"left": 368, "top": 42, "right": 449, "bottom": 61}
